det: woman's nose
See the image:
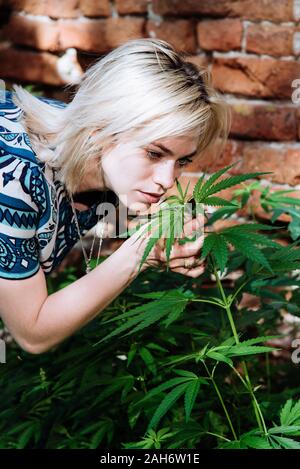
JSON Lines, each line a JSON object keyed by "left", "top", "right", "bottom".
{"left": 153, "top": 161, "right": 177, "bottom": 191}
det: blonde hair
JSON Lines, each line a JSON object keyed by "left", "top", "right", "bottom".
{"left": 12, "top": 38, "right": 231, "bottom": 194}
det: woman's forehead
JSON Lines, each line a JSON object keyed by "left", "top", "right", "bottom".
{"left": 151, "top": 133, "right": 199, "bottom": 152}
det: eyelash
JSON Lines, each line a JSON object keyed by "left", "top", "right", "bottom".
{"left": 146, "top": 150, "right": 193, "bottom": 167}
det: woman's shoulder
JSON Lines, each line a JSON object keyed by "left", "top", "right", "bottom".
{"left": 0, "top": 90, "right": 59, "bottom": 168}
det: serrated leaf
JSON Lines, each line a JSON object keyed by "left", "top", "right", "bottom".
{"left": 139, "top": 347, "right": 157, "bottom": 374}
{"left": 241, "top": 435, "right": 272, "bottom": 449}
{"left": 238, "top": 335, "right": 281, "bottom": 347}
{"left": 213, "top": 234, "right": 228, "bottom": 273}
{"left": 280, "top": 399, "right": 293, "bottom": 426}
{"left": 193, "top": 163, "right": 239, "bottom": 201}
{"left": 224, "top": 232, "right": 273, "bottom": 272}
{"left": 96, "top": 290, "right": 190, "bottom": 344}
{"left": 206, "top": 351, "right": 233, "bottom": 366}
{"left": 165, "top": 209, "right": 175, "bottom": 269}
{"left": 270, "top": 435, "right": 300, "bottom": 449}
{"left": 227, "top": 344, "right": 277, "bottom": 357}
{"left": 269, "top": 425, "right": 300, "bottom": 435}
{"left": 148, "top": 382, "right": 189, "bottom": 430}
{"left": 201, "top": 233, "right": 217, "bottom": 259}
{"left": 202, "top": 196, "right": 239, "bottom": 207}
{"left": 132, "top": 377, "right": 194, "bottom": 409}
{"left": 222, "top": 223, "right": 281, "bottom": 233}
{"left": 205, "top": 206, "right": 238, "bottom": 225}
{"left": 184, "top": 379, "right": 201, "bottom": 422}
{"left": 173, "top": 369, "right": 198, "bottom": 379}
{"left": 203, "top": 172, "right": 271, "bottom": 201}
{"left": 280, "top": 400, "right": 300, "bottom": 426}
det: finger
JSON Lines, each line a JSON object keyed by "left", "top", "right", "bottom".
{"left": 165, "top": 233, "right": 204, "bottom": 261}
{"left": 170, "top": 264, "right": 205, "bottom": 278}
{"left": 168, "top": 256, "right": 204, "bottom": 269}
{"left": 183, "top": 213, "right": 205, "bottom": 237}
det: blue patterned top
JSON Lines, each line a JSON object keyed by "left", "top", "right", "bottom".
{"left": 0, "top": 90, "right": 118, "bottom": 280}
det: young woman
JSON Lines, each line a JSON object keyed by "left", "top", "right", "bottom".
{"left": 0, "top": 39, "right": 229, "bottom": 354}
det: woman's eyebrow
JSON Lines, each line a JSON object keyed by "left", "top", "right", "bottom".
{"left": 152, "top": 142, "right": 197, "bottom": 159}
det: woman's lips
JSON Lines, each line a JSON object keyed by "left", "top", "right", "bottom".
{"left": 138, "top": 191, "right": 162, "bottom": 203}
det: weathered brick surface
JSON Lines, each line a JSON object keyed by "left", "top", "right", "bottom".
{"left": 116, "top": 0, "right": 149, "bottom": 14}
{"left": 6, "top": 0, "right": 111, "bottom": 18}
{"left": 188, "top": 140, "right": 300, "bottom": 186}
{"left": 80, "top": 0, "right": 110, "bottom": 17}
{"left": 197, "top": 19, "right": 242, "bottom": 52}
{"left": 146, "top": 19, "right": 196, "bottom": 53}
{"left": 59, "top": 18, "right": 145, "bottom": 53}
{"left": 5, "top": 15, "right": 145, "bottom": 52}
{"left": 1, "top": 0, "right": 300, "bottom": 194}
{"left": 212, "top": 56, "right": 300, "bottom": 99}
{"left": 246, "top": 23, "right": 294, "bottom": 57}
{"left": 4, "top": 14, "right": 60, "bottom": 51}
{"left": 153, "top": 0, "right": 293, "bottom": 22}
{"left": 230, "top": 102, "right": 298, "bottom": 141}
{"left": 0, "top": 45, "right": 65, "bottom": 85}
{"left": 6, "top": 0, "right": 81, "bottom": 18}
{"left": 187, "top": 54, "right": 210, "bottom": 68}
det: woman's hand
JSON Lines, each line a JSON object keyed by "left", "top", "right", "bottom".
{"left": 125, "top": 213, "right": 206, "bottom": 278}
{"left": 165, "top": 213, "right": 206, "bottom": 278}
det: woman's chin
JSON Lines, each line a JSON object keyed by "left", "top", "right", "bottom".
{"left": 128, "top": 201, "right": 150, "bottom": 213}
{"left": 117, "top": 194, "right": 148, "bottom": 212}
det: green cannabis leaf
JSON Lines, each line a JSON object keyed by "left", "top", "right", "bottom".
{"left": 134, "top": 163, "right": 272, "bottom": 273}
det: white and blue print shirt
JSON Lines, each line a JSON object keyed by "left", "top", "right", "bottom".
{"left": 0, "top": 91, "right": 118, "bottom": 279}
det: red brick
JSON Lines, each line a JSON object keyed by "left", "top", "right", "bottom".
{"left": 153, "top": 0, "right": 293, "bottom": 22}
{"left": 230, "top": 102, "right": 297, "bottom": 141}
{"left": 246, "top": 23, "right": 294, "bottom": 57}
{"left": 59, "top": 18, "right": 145, "bottom": 53}
{"left": 80, "top": 0, "right": 110, "bottom": 17}
{"left": 188, "top": 140, "right": 300, "bottom": 186}
{"left": 5, "top": 15, "right": 145, "bottom": 53}
{"left": 6, "top": 0, "right": 111, "bottom": 18}
{"left": 116, "top": 0, "right": 148, "bottom": 14}
{"left": 212, "top": 56, "right": 300, "bottom": 99}
{"left": 0, "top": 45, "right": 65, "bottom": 85}
{"left": 6, "top": 0, "right": 81, "bottom": 18}
{"left": 146, "top": 19, "right": 197, "bottom": 54}
{"left": 4, "top": 14, "right": 60, "bottom": 51}
{"left": 187, "top": 54, "right": 210, "bottom": 69}
{"left": 197, "top": 19, "right": 242, "bottom": 52}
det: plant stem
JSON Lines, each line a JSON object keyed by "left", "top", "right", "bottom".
{"left": 206, "top": 432, "right": 231, "bottom": 442}
{"left": 230, "top": 365, "right": 268, "bottom": 436}
{"left": 192, "top": 298, "right": 224, "bottom": 307}
{"left": 202, "top": 361, "right": 238, "bottom": 441}
{"left": 265, "top": 352, "right": 271, "bottom": 393}
{"left": 213, "top": 267, "right": 268, "bottom": 436}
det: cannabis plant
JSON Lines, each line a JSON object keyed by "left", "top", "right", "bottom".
{"left": 97, "top": 163, "right": 300, "bottom": 449}
{"left": 1, "top": 164, "right": 300, "bottom": 449}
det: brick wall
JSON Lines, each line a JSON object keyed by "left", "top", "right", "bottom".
{"left": 1, "top": 0, "right": 300, "bottom": 231}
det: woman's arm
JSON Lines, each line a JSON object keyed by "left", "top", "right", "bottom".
{"left": 0, "top": 216, "right": 204, "bottom": 354}
{"left": 0, "top": 237, "right": 141, "bottom": 354}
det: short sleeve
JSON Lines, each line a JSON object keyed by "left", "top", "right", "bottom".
{"left": 0, "top": 156, "right": 40, "bottom": 280}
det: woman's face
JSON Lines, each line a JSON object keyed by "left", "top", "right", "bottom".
{"left": 101, "top": 132, "right": 199, "bottom": 212}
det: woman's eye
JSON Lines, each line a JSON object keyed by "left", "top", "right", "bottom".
{"left": 178, "top": 158, "right": 193, "bottom": 167}
{"left": 146, "top": 150, "right": 162, "bottom": 160}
